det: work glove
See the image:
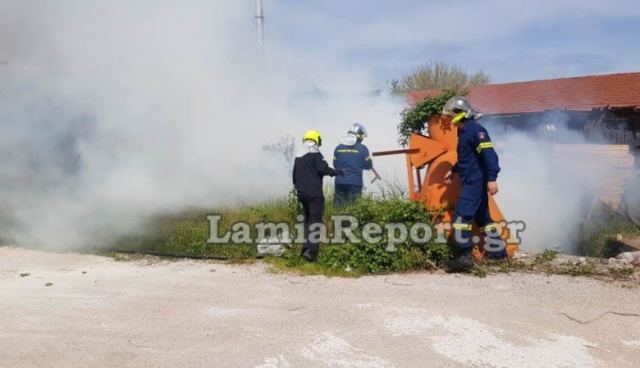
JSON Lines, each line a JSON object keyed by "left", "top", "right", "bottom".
{"left": 336, "top": 169, "right": 346, "bottom": 177}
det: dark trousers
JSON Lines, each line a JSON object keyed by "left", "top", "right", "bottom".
{"left": 334, "top": 184, "right": 363, "bottom": 208}
{"left": 453, "top": 180, "right": 505, "bottom": 257}
{"left": 299, "top": 195, "right": 325, "bottom": 260}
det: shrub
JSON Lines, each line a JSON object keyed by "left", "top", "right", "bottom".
{"left": 109, "top": 191, "right": 450, "bottom": 275}
{"left": 397, "top": 89, "right": 459, "bottom": 146}
{"left": 287, "top": 195, "right": 450, "bottom": 275}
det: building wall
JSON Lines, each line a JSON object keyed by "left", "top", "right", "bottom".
{"left": 482, "top": 109, "right": 640, "bottom": 153}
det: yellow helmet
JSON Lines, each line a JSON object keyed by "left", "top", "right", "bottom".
{"left": 303, "top": 130, "right": 322, "bottom": 146}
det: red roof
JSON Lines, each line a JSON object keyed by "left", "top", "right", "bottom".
{"left": 407, "top": 72, "right": 640, "bottom": 114}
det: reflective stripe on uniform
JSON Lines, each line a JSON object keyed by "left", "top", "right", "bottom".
{"left": 336, "top": 149, "right": 359, "bottom": 154}
{"left": 476, "top": 142, "right": 494, "bottom": 153}
{"left": 365, "top": 156, "right": 372, "bottom": 161}
{"left": 452, "top": 223, "right": 473, "bottom": 231}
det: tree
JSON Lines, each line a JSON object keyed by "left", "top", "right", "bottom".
{"left": 262, "top": 135, "right": 296, "bottom": 174}
{"left": 390, "top": 61, "right": 489, "bottom": 95}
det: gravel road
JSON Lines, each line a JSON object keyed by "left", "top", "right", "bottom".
{"left": 1, "top": 246, "right": 639, "bottom": 367}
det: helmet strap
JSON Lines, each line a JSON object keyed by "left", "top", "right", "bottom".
{"left": 452, "top": 112, "right": 467, "bottom": 124}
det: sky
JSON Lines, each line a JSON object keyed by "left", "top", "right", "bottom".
{"left": 266, "top": 0, "right": 640, "bottom": 86}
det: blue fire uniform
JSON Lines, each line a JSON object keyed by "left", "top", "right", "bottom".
{"left": 451, "top": 118, "right": 504, "bottom": 256}
{"left": 333, "top": 141, "right": 372, "bottom": 206}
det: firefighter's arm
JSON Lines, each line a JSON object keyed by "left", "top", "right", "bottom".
{"left": 315, "top": 154, "right": 338, "bottom": 177}
{"left": 362, "top": 145, "right": 373, "bottom": 170}
{"left": 475, "top": 128, "right": 501, "bottom": 193}
{"left": 444, "top": 162, "right": 458, "bottom": 184}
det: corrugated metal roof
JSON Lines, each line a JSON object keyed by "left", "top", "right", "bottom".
{"left": 407, "top": 72, "right": 640, "bottom": 114}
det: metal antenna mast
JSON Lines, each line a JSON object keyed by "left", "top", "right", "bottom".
{"left": 255, "top": 0, "right": 265, "bottom": 60}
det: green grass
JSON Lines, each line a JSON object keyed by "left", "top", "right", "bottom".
{"left": 270, "top": 195, "right": 450, "bottom": 276}
{"left": 471, "top": 265, "right": 488, "bottom": 278}
{"left": 534, "top": 249, "right": 559, "bottom": 265}
{"left": 106, "top": 198, "right": 296, "bottom": 260}
{"left": 101, "top": 189, "right": 639, "bottom": 281}
{"left": 266, "top": 255, "right": 359, "bottom": 278}
{"left": 555, "top": 261, "right": 595, "bottom": 277}
{"left": 577, "top": 204, "right": 640, "bottom": 258}
{"left": 477, "top": 249, "right": 638, "bottom": 282}
{"left": 105, "top": 190, "right": 452, "bottom": 275}
{"left": 610, "top": 266, "right": 635, "bottom": 279}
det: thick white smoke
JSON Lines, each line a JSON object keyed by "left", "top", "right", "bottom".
{"left": 494, "top": 114, "right": 612, "bottom": 253}
{"left": 0, "top": 1, "right": 404, "bottom": 248}
{"left": 1, "top": 1, "right": 623, "bottom": 254}
{"left": 497, "top": 135, "right": 582, "bottom": 252}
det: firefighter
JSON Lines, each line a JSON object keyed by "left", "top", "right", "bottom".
{"left": 333, "top": 123, "right": 373, "bottom": 207}
{"left": 442, "top": 96, "right": 505, "bottom": 272}
{"left": 293, "top": 130, "right": 343, "bottom": 261}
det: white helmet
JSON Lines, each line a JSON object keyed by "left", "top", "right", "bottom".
{"left": 347, "top": 122, "right": 367, "bottom": 141}
{"left": 442, "top": 96, "right": 482, "bottom": 123}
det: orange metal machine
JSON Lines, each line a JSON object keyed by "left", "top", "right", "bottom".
{"left": 373, "top": 115, "right": 517, "bottom": 258}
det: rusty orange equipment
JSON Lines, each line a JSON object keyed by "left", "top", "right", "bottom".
{"left": 374, "top": 115, "right": 517, "bottom": 258}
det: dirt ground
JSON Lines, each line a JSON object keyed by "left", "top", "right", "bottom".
{"left": 1, "top": 246, "right": 639, "bottom": 368}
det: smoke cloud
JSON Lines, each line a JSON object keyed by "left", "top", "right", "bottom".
{"left": 496, "top": 134, "right": 583, "bottom": 253}
{"left": 0, "top": 1, "right": 628, "bottom": 255}
{"left": 0, "top": 1, "right": 403, "bottom": 248}
{"left": 493, "top": 112, "right": 617, "bottom": 253}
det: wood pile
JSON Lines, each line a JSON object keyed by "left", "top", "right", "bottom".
{"left": 552, "top": 144, "right": 636, "bottom": 210}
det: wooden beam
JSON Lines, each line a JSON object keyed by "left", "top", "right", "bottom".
{"left": 372, "top": 148, "right": 419, "bottom": 157}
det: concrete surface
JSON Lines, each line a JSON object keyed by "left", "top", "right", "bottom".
{"left": 1, "top": 246, "right": 639, "bottom": 368}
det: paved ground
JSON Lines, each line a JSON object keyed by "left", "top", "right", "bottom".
{"left": 1, "top": 246, "right": 639, "bottom": 368}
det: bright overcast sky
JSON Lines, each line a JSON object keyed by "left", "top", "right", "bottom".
{"left": 266, "top": 0, "right": 640, "bottom": 85}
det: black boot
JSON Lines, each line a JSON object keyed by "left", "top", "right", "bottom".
{"left": 301, "top": 245, "right": 318, "bottom": 262}
{"left": 485, "top": 240, "right": 507, "bottom": 259}
{"left": 447, "top": 249, "right": 475, "bottom": 273}
{"left": 301, "top": 250, "right": 317, "bottom": 262}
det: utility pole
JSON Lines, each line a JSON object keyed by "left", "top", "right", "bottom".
{"left": 255, "top": 0, "right": 265, "bottom": 61}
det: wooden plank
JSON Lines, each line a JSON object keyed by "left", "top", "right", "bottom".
{"left": 552, "top": 144, "right": 637, "bottom": 211}
{"left": 372, "top": 148, "right": 419, "bottom": 157}
{"left": 620, "top": 235, "right": 640, "bottom": 251}
{"left": 554, "top": 144, "right": 630, "bottom": 152}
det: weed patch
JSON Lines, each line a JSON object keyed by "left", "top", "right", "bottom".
{"left": 578, "top": 205, "right": 640, "bottom": 257}
{"left": 107, "top": 192, "right": 452, "bottom": 276}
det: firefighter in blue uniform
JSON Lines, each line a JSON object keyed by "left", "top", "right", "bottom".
{"left": 333, "top": 123, "right": 373, "bottom": 207}
{"left": 442, "top": 96, "right": 505, "bottom": 272}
